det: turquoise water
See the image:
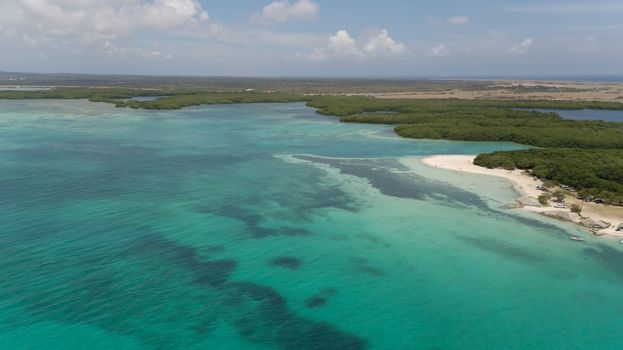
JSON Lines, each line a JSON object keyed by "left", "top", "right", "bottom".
{"left": 1, "top": 100, "right": 623, "bottom": 349}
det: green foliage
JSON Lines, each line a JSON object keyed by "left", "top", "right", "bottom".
{"left": 570, "top": 204, "right": 582, "bottom": 215}
{"left": 538, "top": 194, "right": 551, "bottom": 205}
{"left": 394, "top": 122, "right": 623, "bottom": 149}
{"left": 306, "top": 96, "right": 623, "bottom": 117}
{"left": 542, "top": 180, "right": 557, "bottom": 189}
{"left": 475, "top": 149, "right": 623, "bottom": 205}
{"left": 0, "top": 88, "right": 305, "bottom": 109}
{"left": 307, "top": 96, "right": 623, "bottom": 149}
{"left": 552, "top": 190, "right": 565, "bottom": 202}
{"left": 117, "top": 92, "right": 307, "bottom": 110}
{"left": 0, "top": 88, "right": 171, "bottom": 100}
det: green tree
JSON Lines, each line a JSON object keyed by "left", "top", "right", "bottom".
{"left": 538, "top": 193, "right": 551, "bottom": 205}
{"left": 543, "top": 181, "right": 557, "bottom": 190}
{"left": 570, "top": 204, "right": 583, "bottom": 215}
{"left": 553, "top": 190, "right": 565, "bottom": 202}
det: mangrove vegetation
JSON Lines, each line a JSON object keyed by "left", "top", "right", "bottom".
{"left": 475, "top": 149, "right": 623, "bottom": 204}
{"left": 2, "top": 88, "right": 623, "bottom": 203}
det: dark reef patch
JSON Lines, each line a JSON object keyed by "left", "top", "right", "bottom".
{"left": 296, "top": 155, "right": 576, "bottom": 241}
{"left": 270, "top": 256, "right": 302, "bottom": 270}
{"left": 306, "top": 296, "right": 327, "bottom": 308}
{"left": 197, "top": 205, "right": 314, "bottom": 239}
{"left": 300, "top": 185, "right": 360, "bottom": 212}
{"left": 228, "top": 282, "right": 366, "bottom": 350}
{"left": 125, "top": 232, "right": 199, "bottom": 266}
{"left": 1, "top": 228, "right": 367, "bottom": 349}
{"left": 296, "top": 155, "right": 426, "bottom": 201}
{"left": 321, "top": 288, "right": 337, "bottom": 295}
{"left": 583, "top": 244, "right": 623, "bottom": 281}
{"left": 123, "top": 233, "right": 238, "bottom": 287}
{"left": 351, "top": 257, "right": 386, "bottom": 277}
{"left": 493, "top": 211, "right": 574, "bottom": 237}
{"left": 357, "top": 265, "right": 385, "bottom": 277}
{"left": 204, "top": 245, "right": 226, "bottom": 254}
{"left": 194, "top": 260, "right": 238, "bottom": 287}
{"left": 295, "top": 155, "right": 489, "bottom": 208}
{"left": 305, "top": 288, "right": 336, "bottom": 309}
{"left": 356, "top": 232, "right": 390, "bottom": 248}
{"left": 455, "top": 235, "right": 546, "bottom": 263}
{"left": 279, "top": 227, "right": 314, "bottom": 237}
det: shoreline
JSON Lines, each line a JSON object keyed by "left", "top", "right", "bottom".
{"left": 412, "top": 155, "right": 623, "bottom": 238}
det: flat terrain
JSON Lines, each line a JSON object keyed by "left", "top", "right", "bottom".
{"left": 2, "top": 72, "right": 623, "bottom": 101}
{"left": 360, "top": 81, "right": 623, "bottom": 102}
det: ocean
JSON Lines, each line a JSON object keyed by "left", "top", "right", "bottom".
{"left": 1, "top": 100, "right": 622, "bottom": 349}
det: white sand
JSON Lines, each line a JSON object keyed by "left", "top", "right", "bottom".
{"left": 414, "top": 155, "right": 623, "bottom": 238}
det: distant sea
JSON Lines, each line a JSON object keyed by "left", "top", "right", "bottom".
{"left": 492, "top": 76, "right": 623, "bottom": 83}
{"left": 0, "top": 86, "right": 52, "bottom": 91}
{"left": 1, "top": 100, "right": 623, "bottom": 349}
{"left": 517, "top": 108, "right": 623, "bottom": 122}
{"left": 400, "top": 75, "right": 623, "bottom": 83}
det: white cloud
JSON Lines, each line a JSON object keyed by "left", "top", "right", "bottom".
{"left": 430, "top": 43, "right": 450, "bottom": 56}
{"left": 363, "top": 29, "right": 406, "bottom": 56}
{"left": 448, "top": 16, "right": 470, "bottom": 26}
{"left": 1, "top": 0, "right": 331, "bottom": 64}
{"left": 328, "top": 30, "right": 362, "bottom": 58}
{"left": 253, "top": 0, "right": 319, "bottom": 24}
{"left": 298, "top": 29, "right": 405, "bottom": 61}
{"left": 0, "top": 0, "right": 210, "bottom": 39}
{"left": 0, "top": 0, "right": 218, "bottom": 62}
{"left": 508, "top": 38, "right": 534, "bottom": 55}
{"left": 0, "top": 0, "right": 221, "bottom": 68}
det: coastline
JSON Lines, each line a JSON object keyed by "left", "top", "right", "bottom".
{"left": 408, "top": 155, "right": 623, "bottom": 238}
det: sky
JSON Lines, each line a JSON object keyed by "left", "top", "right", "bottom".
{"left": 0, "top": 0, "right": 622, "bottom": 77}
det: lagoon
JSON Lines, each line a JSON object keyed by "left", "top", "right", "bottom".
{"left": 1, "top": 100, "right": 623, "bottom": 349}
{"left": 521, "top": 108, "right": 623, "bottom": 122}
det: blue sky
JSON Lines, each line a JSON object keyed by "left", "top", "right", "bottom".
{"left": 0, "top": 0, "right": 621, "bottom": 76}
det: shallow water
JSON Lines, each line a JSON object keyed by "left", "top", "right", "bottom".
{"left": 1, "top": 100, "right": 623, "bottom": 349}
{"left": 127, "top": 96, "right": 165, "bottom": 101}
{"left": 521, "top": 108, "right": 623, "bottom": 122}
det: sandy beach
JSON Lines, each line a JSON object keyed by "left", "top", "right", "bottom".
{"left": 414, "top": 155, "right": 623, "bottom": 238}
